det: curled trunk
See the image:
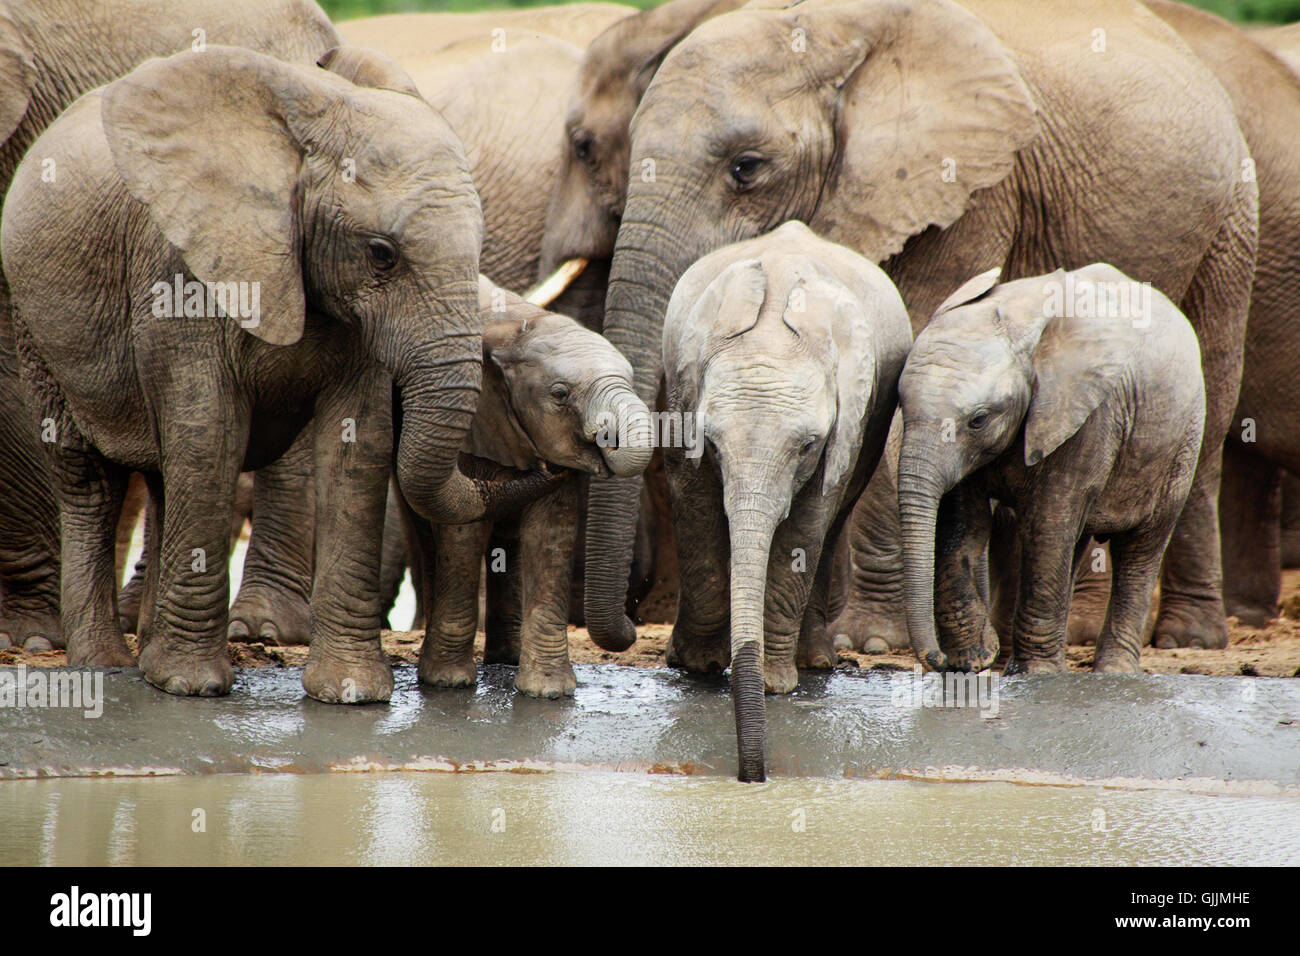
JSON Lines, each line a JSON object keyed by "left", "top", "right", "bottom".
{"left": 583, "top": 380, "right": 654, "bottom": 478}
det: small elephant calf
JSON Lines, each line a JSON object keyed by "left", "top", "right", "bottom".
{"left": 897, "top": 264, "right": 1206, "bottom": 675}
{"left": 408, "top": 277, "right": 650, "bottom": 698}
{"left": 661, "top": 221, "right": 912, "bottom": 781}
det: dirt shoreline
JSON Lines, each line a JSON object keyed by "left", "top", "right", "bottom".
{"left": 7, "top": 574, "right": 1300, "bottom": 679}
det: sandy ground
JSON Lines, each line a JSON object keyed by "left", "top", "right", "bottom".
{"left": 6, "top": 571, "right": 1300, "bottom": 677}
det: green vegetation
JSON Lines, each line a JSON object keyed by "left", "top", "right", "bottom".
{"left": 318, "top": 0, "right": 1300, "bottom": 23}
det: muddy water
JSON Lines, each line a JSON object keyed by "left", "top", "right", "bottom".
{"left": 2, "top": 772, "right": 1296, "bottom": 866}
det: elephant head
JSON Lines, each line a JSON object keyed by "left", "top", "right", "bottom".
{"left": 665, "top": 222, "right": 907, "bottom": 781}
{"left": 583, "top": 0, "right": 1038, "bottom": 649}
{"left": 473, "top": 277, "right": 652, "bottom": 478}
{"left": 896, "top": 265, "right": 1146, "bottom": 669}
{"left": 100, "top": 46, "right": 555, "bottom": 524}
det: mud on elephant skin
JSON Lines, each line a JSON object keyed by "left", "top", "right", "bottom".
{"left": 406, "top": 277, "right": 651, "bottom": 699}
{"left": 897, "top": 266, "right": 1205, "bottom": 676}
{"left": 661, "top": 222, "right": 911, "bottom": 782}
{"left": 2, "top": 46, "right": 559, "bottom": 700}
{"left": 586, "top": 0, "right": 1257, "bottom": 668}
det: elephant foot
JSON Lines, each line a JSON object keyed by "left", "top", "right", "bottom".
{"left": 1003, "top": 652, "right": 1066, "bottom": 676}
{"left": 795, "top": 631, "right": 838, "bottom": 669}
{"left": 228, "top": 584, "right": 311, "bottom": 646}
{"left": 139, "top": 637, "right": 231, "bottom": 696}
{"left": 516, "top": 659, "right": 577, "bottom": 699}
{"left": 665, "top": 626, "right": 729, "bottom": 673}
{"left": 418, "top": 652, "right": 477, "bottom": 689}
{"left": 304, "top": 646, "right": 393, "bottom": 703}
{"left": 764, "top": 659, "right": 799, "bottom": 694}
{"left": 827, "top": 606, "right": 909, "bottom": 655}
{"left": 1223, "top": 597, "right": 1276, "bottom": 629}
{"left": 940, "top": 624, "right": 1001, "bottom": 673}
{"left": 0, "top": 609, "right": 64, "bottom": 654}
{"left": 1151, "top": 596, "right": 1228, "bottom": 650}
{"left": 1093, "top": 654, "right": 1140, "bottom": 673}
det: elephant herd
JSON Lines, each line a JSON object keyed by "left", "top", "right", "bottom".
{"left": 0, "top": 0, "right": 1297, "bottom": 781}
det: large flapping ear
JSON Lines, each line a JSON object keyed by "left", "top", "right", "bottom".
{"left": 1023, "top": 274, "right": 1141, "bottom": 466}
{"left": 101, "top": 46, "right": 336, "bottom": 345}
{"left": 792, "top": 0, "right": 1038, "bottom": 263}
{"left": 0, "top": 3, "right": 33, "bottom": 144}
{"left": 317, "top": 45, "right": 423, "bottom": 98}
{"left": 663, "top": 256, "right": 766, "bottom": 415}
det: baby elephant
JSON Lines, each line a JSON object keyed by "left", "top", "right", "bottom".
{"left": 897, "top": 264, "right": 1205, "bottom": 675}
{"left": 662, "top": 221, "right": 912, "bottom": 782}
{"left": 410, "top": 277, "right": 650, "bottom": 698}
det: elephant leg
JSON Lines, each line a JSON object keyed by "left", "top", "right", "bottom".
{"left": 1154, "top": 209, "right": 1253, "bottom": 650}
{"left": 1004, "top": 515, "right": 1081, "bottom": 675}
{"left": 419, "top": 519, "right": 492, "bottom": 689}
{"left": 826, "top": 428, "right": 909, "bottom": 655}
{"left": 762, "top": 509, "right": 827, "bottom": 693}
{"left": 515, "top": 481, "right": 579, "bottom": 698}
{"left": 1280, "top": 471, "right": 1300, "bottom": 569}
{"left": 1094, "top": 526, "right": 1171, "bottom": 673}
{"left": 1066, "top": 539, "right": 1110, "bottom": 646}
{"left": 986, "top": 502, "right": 1018, "bottom": 663}
{"left": 1219, "top": 442, "right": 1281, "bottom": 627}
{"left": 134, "top": 477, "right": 162, "bottom": 648}
{"left": 301, "top": 369, "right": 393, "bottom": 704}
{"left": 229, "top": 431, "right": 313, "bottom": 646}
{"left": 52, "top": 438, "right": 132, "bottom": 667}
{"left": 0, "top": 375, "right": 61, "bottom": 652}
{"left": 483, "top": 521, "right": 522, "bottom": 664}
{"left": 663, "top": 452, "right": 730, "bottom": 674}
{"left": 136, "top": 382, "right": 246, "bottom": 695}
{"left": 933, "top": 485, "right": 999, "bottom": 672}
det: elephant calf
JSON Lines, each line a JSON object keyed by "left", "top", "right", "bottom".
{"left": 410, "top": 278, "right": 651, "bottom": 698}
{"left": 898, "top": 265, "right": 1205, "bottom": 676}
{"left": 662, "top": 221, "right": 911, "bottom": 782}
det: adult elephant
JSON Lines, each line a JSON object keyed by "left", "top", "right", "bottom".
{"left": 1148, "top": 2, "right": 1300, "bottom": 629}
{"left": 0, "top": 0, "right": 340, "bottom": 651}
{"left": 585, "top": 0, "right": 1257, "bottom": 660}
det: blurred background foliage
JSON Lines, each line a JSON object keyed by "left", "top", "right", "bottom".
{"left": 319, "top": 0, "right": 1300, "bottom": 24}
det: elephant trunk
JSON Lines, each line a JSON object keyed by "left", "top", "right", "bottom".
{"left": 384, "top": 283, "right": 561, "bottom": 524}
{"left": 584, "top": 379, "right": 654, "bottom": 478}
{"left": 725, "top": 493, "right": 780, "bottom": 783}
{"left": 898, "top": 449, "right": 951, "bottom": 672}
{"left": 584, "top": 208, "right": 719, "bottom": 650}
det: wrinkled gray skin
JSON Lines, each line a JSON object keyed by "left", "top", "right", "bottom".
{"left": 898, "top": 265, "right": 1205, "bottom": 675}
{"left": 2, "top": 46, "right": 557, "bottom": 698}
{"left": 590, "top": 0, "right": 1256, "bottom": 663}
{"left": 413, "top": 278, "right": 648, "bottom": 698}
{"left": 0, "top": 0, "right": 340, "bottom": 652}
{"left": 663, "top": 222, "right": 910, "bottom": 782}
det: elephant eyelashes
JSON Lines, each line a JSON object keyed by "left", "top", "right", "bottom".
{"left": 968, "top": 412, "right": 990, "bottom": 430}
{"left": 572, "top": 130, "right": 596, "bottom": 166}
{"left": 365, "top": 237, "right": 399, "bottom": 272}
{"left": 728, "top": 153, "right": 768, "bottom": 189}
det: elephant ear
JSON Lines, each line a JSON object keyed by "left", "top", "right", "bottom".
{"left": 317, "top": 45, "right": 423, "bottom": 99}
{"left": 663, "top": 256, "right": 766, "bottom": 415}
{"left": 1023, "top": 294, "right": 1138, "bottom": 467}
{"left": 933, "top": 268, "right": 1002, "bottom": 317}
{"left": 600, "top": 0, "right": 748, "bottom": 97}
{"left": 783, "top": 271, "right": 876, "bottom": 495}
{"left": 796, "top": 0, "right": 1038, "bottom": 264}
{"left": 101, "top": 47, "right": 334, "bottom": 346}
{"left": 0, "top": 3, "right": 33, "bottom": 145}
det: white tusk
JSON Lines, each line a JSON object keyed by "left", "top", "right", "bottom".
{"left": 525, "top": 258, "right": 589, "bottom": 307}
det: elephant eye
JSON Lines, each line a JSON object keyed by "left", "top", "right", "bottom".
{"left": 728, "top": 152, "right": 768, "bottom": 189}
{"left": 572, "top": 130, "right": 596, "bottom": 167}
{"left": 969, "top": 412, "right": 990, "bottom": 430}
{"left": 366, "top": 237, "right": 399, "bottom": 272}
{"left": 549, "top": 383, "right": 571, "bottom": 403}
{"left": 801, "top": 437, "right": 819, "bottom": 456}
